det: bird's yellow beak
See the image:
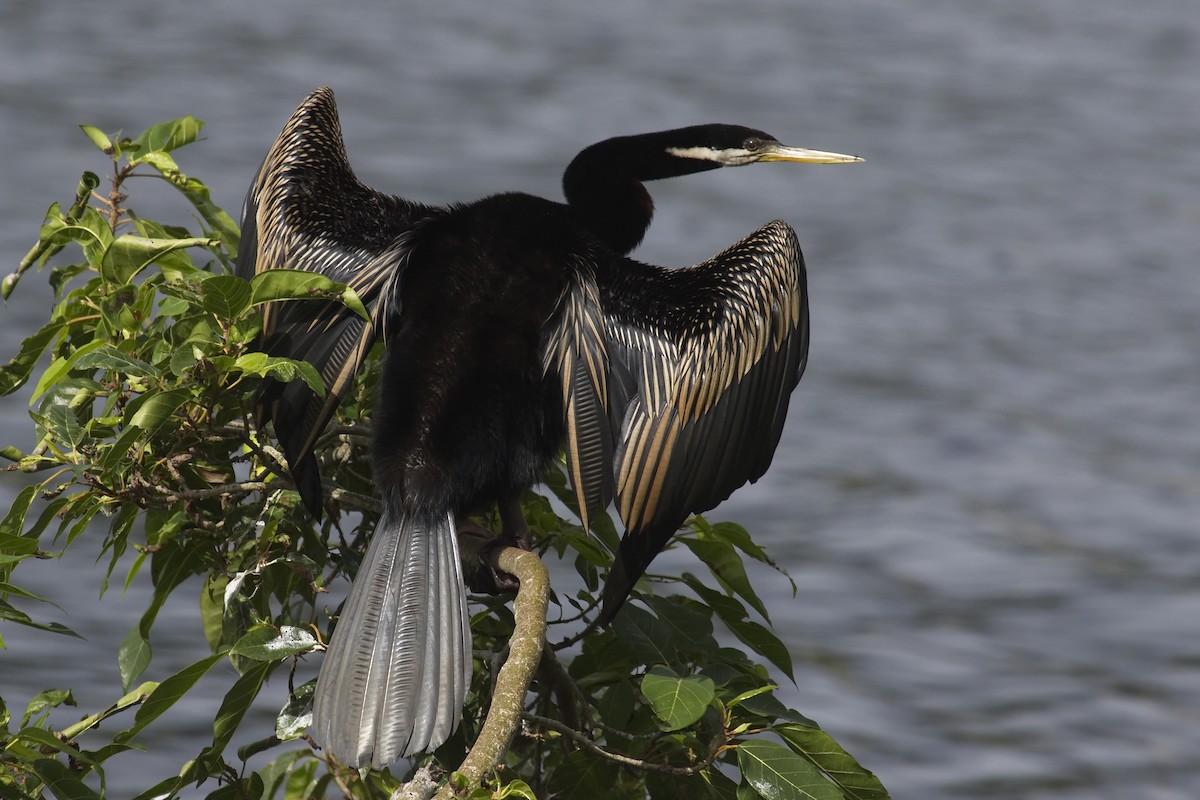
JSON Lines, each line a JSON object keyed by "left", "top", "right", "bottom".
{"left": 758, "top": 143, "right": 864, "bottom": 164}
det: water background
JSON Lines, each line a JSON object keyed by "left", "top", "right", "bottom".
{"left": 1, "top": 2, "right": 1197, "bottom": 797}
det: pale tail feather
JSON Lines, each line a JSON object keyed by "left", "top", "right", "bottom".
{"left": 312, "top": 509, "right": 472, "bottom": 768}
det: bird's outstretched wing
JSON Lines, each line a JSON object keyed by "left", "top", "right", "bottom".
{"left": 546, "top": 220, "right": 809, "bottom": 621}
{"left": 237, "top": 87, "right": 432, "bottom": 518}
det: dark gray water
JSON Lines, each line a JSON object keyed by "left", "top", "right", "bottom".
{"left": 2, "top": 2, "right": 1197, "bottom": 798}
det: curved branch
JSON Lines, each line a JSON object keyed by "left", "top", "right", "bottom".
{"left": 428, "top": 546, "right": 549, "bottom": 800}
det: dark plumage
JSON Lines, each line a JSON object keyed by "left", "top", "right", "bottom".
{"left": 236, "top": 87, "right": 860, "bottom": 767}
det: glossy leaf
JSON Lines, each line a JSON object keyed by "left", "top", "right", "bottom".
{"left": 248, "top": 268, "right": 370, "bottom": 321}
{"left": 130, "top": 115, "right": 204, "bottom": 155}
{"left": 774, "top": 723, "right": 891, "bottom": 800}
{"left": 102, "top": 234, "right": 218, "bottom": 284}
{"left": 737, "top": 740, "right": 839, "bottom": 800}
{"left": 232, "top": 352, "right": 324, "bottom": 396}
{"left": 231, "top": 624, "right": 319, "bottom": 662}
{"left": 275, "top": 679, "right": 315, "bottom": 741}
{"left": 125, "top": 388, "right": 191, "bottom": 433}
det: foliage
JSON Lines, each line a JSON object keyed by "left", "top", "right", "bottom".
{"left": 0, "top": 116, "right": 889, "bottom": 800}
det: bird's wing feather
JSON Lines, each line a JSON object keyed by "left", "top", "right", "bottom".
{"left": 235, "top": 87, "right": 430, "bottom": 517}
{"left": 596, "top": 220, "right": 809, "bottom": 619}
{"left": 541, "top": 253, "right": 616, "bottom": 531}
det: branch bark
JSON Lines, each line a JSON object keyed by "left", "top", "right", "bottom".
{"left": 398, "top": 545, "right": 549, "bottom": 800}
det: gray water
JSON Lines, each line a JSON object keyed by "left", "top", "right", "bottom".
{"left": 2, "top": 1, "right": 1198, "bottom": 798}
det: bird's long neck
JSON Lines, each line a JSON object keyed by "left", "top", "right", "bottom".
{"left": 562, "top": 130, "right": 721, "bottom": 256}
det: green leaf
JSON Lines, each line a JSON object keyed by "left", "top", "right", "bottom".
{"left": 130, "top": 116, "right": 203, "bottom": 155}
{"left": 38, "top": 205, "right": 113, "bottom": 266}
{"left": 231, "top": 624, "right": 319, "bottom": 662}
{"left": 682, "top": 536, "right": 771, "bottom": 622}
{"left": 0, "top": 484, "right": 38, "bottom": 537}
{"left": 79, "top": 125, "right": 113, "bottom": 155}
{"left": 232, "top": 353, "right": 325, "bottom": 397}
{"left": 249, "top": 269, "right": 370, "bottom": 321}
{"left": 125, "top": 388, "right": 190, "bottom": 433}
{"left": 682, "top": 575, "right": 795, "bottom": 682}
{"left": 200, "top": 574, "right": 228, "bottom": 651}
{"left": 611, "top": 603, "right": 677, "bottom": 666}
{"left": 22, "top": 689, "right": 75, "bottom": 726}
{"left": 547, "top": 749, "right": 621, "bottom": 799}
{"left": 200, "top": 274, "right": 252, "bottom": 320}
{"left": 211, "top": 660, "right": 270, "bottom": 753}
{"left": 204, "top": 775, "right": 265, "bottom": 800}
{"left": 645, "top": 595, "right": 716, "bottom": 657}
{"left": 641, "top": 666, "right": 715, "bottom": 731}
{"left": 31, "top": 757, "right": 102, "bottom": 800}
{"left": 0, "top": 319, "right": 65, "bottom": 396}
{"left": 119, "top": 625, "right": 152, "bottom": 691}
{"left": 774, "top": 723, "right": 891, "bottom": 800}
{"left": 736, "top": 740, "right": 840, "bottom": 800}
{"left": 276, "top": 679, "right": 315, "bottom": 740}
{"left": 71, "top": 344, "right": 156, "bottom": 377}
{"left": 102, "top": 234, "right": 219, "bottom": 284}
{"left": 116, "top": 653, "right": 223, "bottom": 743}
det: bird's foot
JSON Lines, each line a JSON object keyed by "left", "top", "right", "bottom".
{"left": 457, "top": 518, "right": 521, "bottom": 595}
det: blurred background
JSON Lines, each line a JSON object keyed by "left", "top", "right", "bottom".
{"left": 2, "top": 1, "right": 1197, "bottom": 797}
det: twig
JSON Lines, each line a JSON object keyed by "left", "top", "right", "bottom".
{"left": 520, "top": 713, "right": 724, "bottom": 776}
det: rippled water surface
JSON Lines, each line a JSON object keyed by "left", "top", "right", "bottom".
{"left": 2, "top": 1, "right": 1198, "bottom": 797}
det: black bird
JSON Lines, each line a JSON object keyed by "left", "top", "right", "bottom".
{"left": 237, "top": 87, "right": 860, "bottom": 768}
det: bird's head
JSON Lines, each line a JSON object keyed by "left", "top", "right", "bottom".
{"left": 661, "top": 124, "right": 863, "bottom": 170}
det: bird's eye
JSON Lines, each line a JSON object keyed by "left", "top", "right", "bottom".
{"left": 743, "top": 137, "right": 763, "bottom": 152}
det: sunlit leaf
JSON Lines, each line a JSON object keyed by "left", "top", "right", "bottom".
{"left": 125, "top": 388, "right": 190, "bottom": 433}
{"left": 22, "top": 689, "right": 75, "bottom": 727}
{"left": 248, "top": 269, "right": 370, "bottom": 321}
{"left": 199, "top": 274, "right": 252, "bottom": 320}
{"left": 130, "top": 116, "right": 204, "bottom": 155}
{"left": 232, "top": 353, "right": 324, "bottom": 396}
{"left": 102, "top": 234, "right": 218, "bottom": 284}
{"left": 231, "top": 624, "right": 319, "bottom": 662}
{"left": 79, "top": 125, "right": 113, "bottom": 155}
{"left": 276, "top": 679, "right": 315, "bottom": 741}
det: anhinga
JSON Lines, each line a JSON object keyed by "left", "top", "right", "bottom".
{"left": 237, "top": 87, "right": 860, "bottom": 769}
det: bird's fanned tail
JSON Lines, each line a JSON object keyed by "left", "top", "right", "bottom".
{"left": 312, "top": 509, "right": 472, "bottom": 768}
